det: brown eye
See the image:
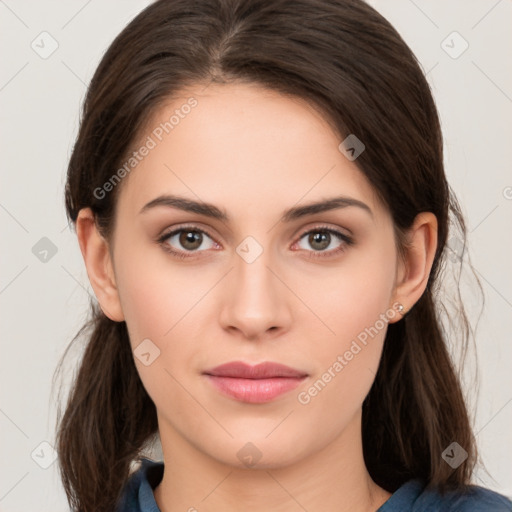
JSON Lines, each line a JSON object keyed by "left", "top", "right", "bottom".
{"left": 178, "top": 231, "right": 203, "bottom": 250}
{"left": 159, "top": 227, "right": 217, "bottom": 256}
{"left": 294, "top": 227, "right": 354, "bottom": 259}
{"left": 308, "top": 232, "right": 331, "bottom": 251}
{"left": 298, "top": 229, "right": 345, "bottom": 252}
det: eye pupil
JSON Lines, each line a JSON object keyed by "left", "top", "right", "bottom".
{"left": 179, "top": 231, "right": 202, "bottom": 250}
{"left": 309, "top": 232, "right": 330, "bottom": 251}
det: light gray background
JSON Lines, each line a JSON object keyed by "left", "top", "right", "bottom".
{"left": 1, "top": 1, "right": 511, "bottom": 510}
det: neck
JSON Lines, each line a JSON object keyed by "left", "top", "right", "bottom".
{"left": 154, "top": 409, "right": 391, "bottom": 512}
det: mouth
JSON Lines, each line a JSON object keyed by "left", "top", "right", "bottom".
{"left": 202, "top": 361, "right": 308, "bottom": 404}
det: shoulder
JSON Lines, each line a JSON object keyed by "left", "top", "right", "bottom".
{"left": 379, "top": 479, "right": 512, "bottom": 512}
{"left": 115, "top": 458, "right": 164, "bottom": 512}
{"left": 424, "top": 484, "right": 512, "bottom": 511}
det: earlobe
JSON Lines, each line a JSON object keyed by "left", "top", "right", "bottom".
{"left": 389, "top": 212, "right": 438, "bottom": 323}
{"left": 76, "top": 208, "right": 125, "bottom": 322}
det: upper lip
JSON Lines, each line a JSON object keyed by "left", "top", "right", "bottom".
{"left": 203, "top": 361, "right": 308, "bottom": 379}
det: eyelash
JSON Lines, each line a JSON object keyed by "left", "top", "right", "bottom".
{"left": 156, "top": 224, "right": 354, "bottom": 260}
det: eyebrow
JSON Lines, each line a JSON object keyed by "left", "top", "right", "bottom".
{"left": 139, "top": 194, "right": 373, "bottom": 222}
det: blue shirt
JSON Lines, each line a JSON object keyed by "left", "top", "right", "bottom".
{"left": 116, "top": 457, "right": 512, "bottom": 511}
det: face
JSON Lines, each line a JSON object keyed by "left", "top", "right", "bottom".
{"left": 108, "top": 82, "right": 402, "bottom": 468}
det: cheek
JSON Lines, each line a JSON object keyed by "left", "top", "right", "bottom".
{"left": 297, "top": 297, "right": 390, "bottom": 436}
{"left": 114, "top": 242, "right": 208, "bottom": 345}
{"left": 297, "top": 237, "right": 396, "bottom": 406}
{"left": 310, "top": 238, "right": 397, "bottom": 347}
{"left": 112, "top": 243, "right": 217, "bottom": 396}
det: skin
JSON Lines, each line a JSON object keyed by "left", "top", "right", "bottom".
{"left": 76, "top": 82, "right": 437, "bottom": 512}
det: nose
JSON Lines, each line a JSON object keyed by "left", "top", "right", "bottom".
{"left": 218, "top": 243, "right": 293, "bottom": 341}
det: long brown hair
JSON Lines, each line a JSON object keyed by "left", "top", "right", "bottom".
{"left": 54, "top": 0, "right": 480, "bottom": 510}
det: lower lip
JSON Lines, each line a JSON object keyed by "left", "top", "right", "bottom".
{"left": 204, "top": 375, "right": 306, "bottom": 403}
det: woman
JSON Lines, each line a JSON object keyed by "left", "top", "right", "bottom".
{"left": 55, "top": 0, "right": 512, "bottom": 511}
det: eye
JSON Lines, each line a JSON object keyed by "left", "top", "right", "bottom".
{"left": 157, "top": 224, "right": 353, "bottom": 260}
{"left": 157, "top": 226, "right": 218, "bottom": 258}
{"left": 293, "top": 226, "right": 354, "bottom": 258}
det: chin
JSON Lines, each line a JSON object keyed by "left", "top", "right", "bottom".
{"left": 203, "top": 434, "right": 310, "bottom": 470}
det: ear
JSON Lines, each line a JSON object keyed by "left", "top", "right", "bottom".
{"left": 388, "top": 212, "right": 438, "bottom": 323}
{"left": 76, "top": 208, "right": 124, "bottom": 322}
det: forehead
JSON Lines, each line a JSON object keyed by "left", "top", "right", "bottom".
{"left": 116, "top": 82, "right": 384, "bottom": 222}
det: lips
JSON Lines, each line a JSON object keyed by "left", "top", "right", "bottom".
{"left": 203, "top": 361, "right": 308, "bottom": 403}
{"left": 204, "top": 361, "right": 308, "bottom": 379}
